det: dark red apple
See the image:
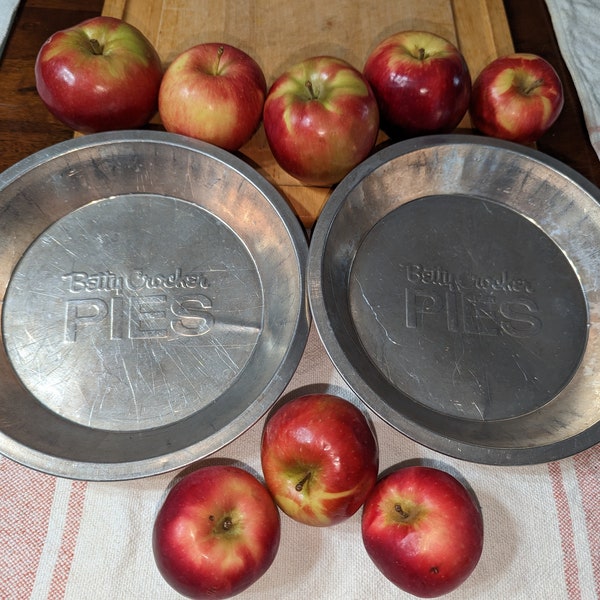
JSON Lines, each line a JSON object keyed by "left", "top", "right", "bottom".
{"left": 153, "top": 465, "right": 280, "bottom": 599}
{"left": 35, "top": 16, "right": 163, "bottom": 133}
{"left": 362, "top": 465, "right": 484, "bottom": 598}
{"left": 363, "top": 30, "right": 471, "bottom": 138}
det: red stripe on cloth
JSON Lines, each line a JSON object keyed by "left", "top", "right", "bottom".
{"left": 47, "top": 479, "right": 88, "bottom": 600}
{"left": 548, "top": 460, "right": 581, "bottom": 600}
{"left": 0, "top": 458, "right": 56, "bottom": 599}
{"left": 572, "top": 447, "right": 600, "bottom": 599}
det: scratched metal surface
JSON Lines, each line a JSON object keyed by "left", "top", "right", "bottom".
{"left": 0, "top": 131, "right": 309, "bottom": 480}
{"left": 308, "top": 134, "right": 600, "bottom": 465}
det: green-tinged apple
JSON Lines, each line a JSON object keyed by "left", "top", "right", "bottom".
{"left": 469, "top": 53, "right": 564, "bottom": 144}
{"left": 159, "top": 43, "right": 267, "bottom": 151}
{"left": 362, "top": 465, "right": 484, "bottom": 598}
{"left": 363, "top": 30, "right": 471, "bottom": 138}
{"left": 262, "top": 56, "right": 380, "bottom": 186}
{"left": 260, "top": 393, "right": 379, "bottom": 526}
{"left": 35, "top": 16, "right": 163, "bottom": 133}
{"left": 152, "top": 465, "right": 280, "bottom": 600}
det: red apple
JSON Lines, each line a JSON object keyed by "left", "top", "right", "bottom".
{"left": 152, "top": 465, "right": 280, "bottom": 599}
{"left": 158, "top": 43, "right": 267, "bottom": 152}
{"left": 34, "top": 16, "right": 163, "bottom": 133}
{"left": 260, "top": 393, "right": 379, "bottom": 527}
{"left": 363, "top": 30, "right": 471, "bottom": 138}
{"left": 469, "top": 52, "right": 564, "bottom": 144}
{"left": 262, "top": 56, "right": 380, "bottom": 186}
{"left": 361, "top": 465, "right": 484, "bottom": 598}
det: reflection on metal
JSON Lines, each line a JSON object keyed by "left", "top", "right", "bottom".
{"left": 309, "top": 134, "right": 600, "bottom": 465}
{"left": 0, "top": 131, "right": 309, "bottom": 480}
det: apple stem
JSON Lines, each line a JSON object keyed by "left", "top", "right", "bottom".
{"left": 522, "top": 78, "right": 544, "bottom": 95}
{"left": 88, "top": 38, "right": 103, "bottom": 56}
{"left": 305, "top": 80, "right": 318, "bottom": 100}
{"left": 295, "top": 472, "right": 311, "bottom": 492}
{"left": 215, "top": 45, "right": 224, "bottom": 73}
{"left": 395, "top": 503, "right": 410, "bottom": 520}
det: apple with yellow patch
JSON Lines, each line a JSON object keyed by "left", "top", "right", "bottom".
{"left": 152, "top": 465, "right": 280, "bottom": 599}
{"left": 262, "top": 56, "right": 380, "bottom": 185}
{"left": 260, "top": 393, "right": 379, "bottom": 526}
{"left": 469, "top": 53, "right": 563, "bottom": 143}
{"left": 159, "top": 42, "right": 267, "bottom": 151}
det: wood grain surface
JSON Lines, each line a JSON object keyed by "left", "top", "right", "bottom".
{"left": 100, "top": 0, "right": 514, "bottom": 227}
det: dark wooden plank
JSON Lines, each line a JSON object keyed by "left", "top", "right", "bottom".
{"left": 503, "top": 0, "right": 600, "bottom": 188}
{"left": 0, "top": 0, "right": 104, "bottom": 173}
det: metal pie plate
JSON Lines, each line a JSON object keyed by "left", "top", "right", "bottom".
{"left": 0, "top": 131, "right": 309, "bottom": 480}
{"left": 309, "top": 134, "right": 600, "bottom": 465}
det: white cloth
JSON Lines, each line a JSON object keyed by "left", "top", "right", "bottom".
{"left": 1, "top": 324, "right": 599, "bottom": 599}
{"left": 0, "top": 0, "right": 20, "bottom": 61}
{"left": 545, "top": 0, "right": 600, "bottom": 160}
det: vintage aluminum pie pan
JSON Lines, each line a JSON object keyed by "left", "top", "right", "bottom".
{"left": 308, "top": 134, "right": 600, "bottom": 465}
{"left": 0, "top": 130, "right": 309, "bottom": 480}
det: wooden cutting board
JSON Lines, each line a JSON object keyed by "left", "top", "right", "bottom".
{"left": 101, "top": 0, "right": 514, "bottom": 227}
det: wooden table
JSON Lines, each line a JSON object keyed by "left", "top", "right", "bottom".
{"left": 0, "top": 0, "right": 598, "bottom": 197}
